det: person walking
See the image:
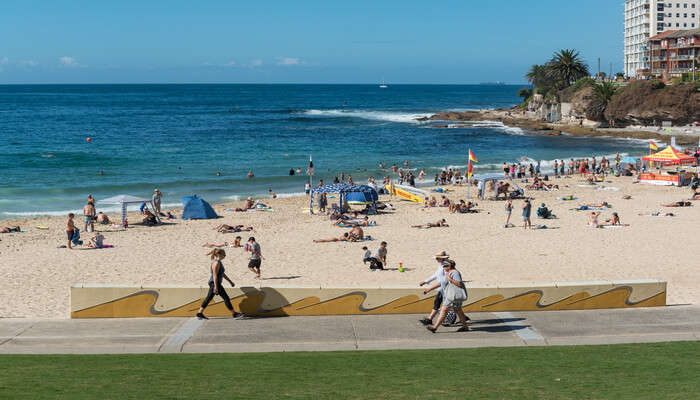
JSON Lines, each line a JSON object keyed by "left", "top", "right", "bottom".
{"left": 423, "top": 260, "right": 469, "bottom": 333}
{"left": 196, "top": 248, "right": 244, "bottom": 320}
{"left": 522, "top": 198, "right": 532, "bottom": 229}
{"left": 419, "top": 251, "right": 454, "bottom": 326}
{"left": 246, "top": 237, "right": 263, "bottom": 279}
{"left": 504, "top": 199, "right": 513, "bottom": 228}
{"left": 152, "top": 189, "right": 162, "bottom": 214}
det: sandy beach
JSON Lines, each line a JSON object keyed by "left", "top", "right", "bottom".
{"left": 1, "top": 173, "right": 698, "bottom": 318}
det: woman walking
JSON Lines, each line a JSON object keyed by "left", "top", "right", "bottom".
{"left": 504, "top": 199, "right": 513, "bottom": 228}
{"left": 423, "top": 260, "right": 469, "bottom": 333}
{"left": 196, "top": 248, "right": 245, "bottom": 320}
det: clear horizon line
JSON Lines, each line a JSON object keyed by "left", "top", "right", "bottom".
{"left": 0, "top": 82, "right": 530, "bottom": 86}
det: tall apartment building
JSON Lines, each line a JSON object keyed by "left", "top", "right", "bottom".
{"left": 624, "top": 0, "right": 700, "bottom": 77}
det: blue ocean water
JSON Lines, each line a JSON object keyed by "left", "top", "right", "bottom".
{"left": 0, "top": 84, "right": 648, "bottom": 218}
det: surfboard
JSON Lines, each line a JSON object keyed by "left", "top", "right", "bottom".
{"left": 385, "top": 184, "right": 426, "bottom": 203}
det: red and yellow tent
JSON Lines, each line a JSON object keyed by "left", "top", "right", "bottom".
{"left": 641, "top": 146, "right": 697, "bottom": 165}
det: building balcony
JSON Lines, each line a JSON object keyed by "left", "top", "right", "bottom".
{"left": 671, "top": 54, "right": 694, "bottom": 60}
{"left": 652, "top": 69, "right": 665, "bottom": 74}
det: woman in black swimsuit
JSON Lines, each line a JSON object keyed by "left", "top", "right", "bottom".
{"left": 196, "top": 248, "right": 244, "bottom": 320}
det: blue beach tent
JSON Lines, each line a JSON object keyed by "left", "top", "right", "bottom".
{"left": 181, "top": 195, "right": 219, "bottom": 219}
{"left": 310, "top": 183, "right": 378, "bottom": 214}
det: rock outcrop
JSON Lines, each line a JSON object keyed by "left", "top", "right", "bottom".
{"left": 604, "top": 81, "right": 699, "bottom": 125}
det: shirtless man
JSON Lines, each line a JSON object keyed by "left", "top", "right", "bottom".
{"left": 233, "top": 197, "right": 255, "bottom": 212}
{"left": 0, "top": 226, "right": 21, "bottom": 233}
{"left": 412, "top": 219, "right": 449, "bottom": 228}
{"left": 66, "top": 213, "right": 77, "bottom": 250}
{"left": 439, "top": 196, "right": 451, "bottom": 207}
{"left": 83, "top": 200, "right": 96, "bottom": 233}
{"left": 314, "top": 232, "right": 350, "bottom": 243}
{"left": 349, "top": 226, "right": 364, "bottom": 241}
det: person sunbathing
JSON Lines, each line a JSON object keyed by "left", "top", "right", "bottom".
{"left": 638, "top": 211, "right": 674, "bottom": 217}
{"left": 588, "top": 211, "right": 600, "bottom": 228}
{"left": 232, "top": 197, "right": 255, "bottom": 212}
{"left": 439, "top": 196, "right": 451, "bottom": 207}
{"left": 216, "top": 224, "right": 253, "bottom": 233}
{"left": 578, "top": 201, "right": 610, "bottom": 209}
{"left": 662, "top": 201, "right": 692, "bottom": 207}
{"left": 313, "top": 232, "right": 350, "bottom": 243}
{"left": 412, "top": 219, "right": 449, "bottom": 228}
{"left": 349, "top": 226, "right": 364, "bottom": 241}
{"left": 1, "top": 226, "right": 21, "bottom": 233}
{"left": 599, "top": 212, "right": 629, "bottom": 227}
{"left": 427, "top": 196, "right": 438, "bottom": 207}
{"left": 202, "top": 236, "right": 242, "bottom": 248}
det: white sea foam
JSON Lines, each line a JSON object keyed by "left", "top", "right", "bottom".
{"left": 302, "top": 109, "right": 433, "bottom": 124}
{"left": 1, "top": 202, "right": 183, "bottom": 218}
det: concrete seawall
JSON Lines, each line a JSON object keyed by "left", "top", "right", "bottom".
{"left": 70, "top": 280, "right": 667, "bottom": 318}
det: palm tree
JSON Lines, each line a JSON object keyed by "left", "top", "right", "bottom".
{"left": 525, "top": 64, "right": 549, "bottom": 89}
{"left": 587, "top": 81, "right": 617, "bottom": 121}
{"left": 517, "top": 87, "right": 533, "bottom": 104}
{"left": 547, "top": 49, "right": 590, "bottom": 88}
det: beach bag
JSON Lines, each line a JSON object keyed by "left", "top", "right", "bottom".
{"left": 444, "top": 278, "right": 467, "bottom": 303}
{"left": 442, "top": 309, "right": 457, "bottom": 326}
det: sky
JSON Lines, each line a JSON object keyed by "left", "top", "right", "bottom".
{"left": 0, "top": 0, "right": 624, "bottom": 84}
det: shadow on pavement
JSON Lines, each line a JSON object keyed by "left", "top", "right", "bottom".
{"left": 469, "top": 325, "right": 530, "bottom": 333}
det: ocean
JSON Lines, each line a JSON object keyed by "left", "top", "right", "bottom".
{"left": 0, "top": 84, "right": 649, "bottom": 219}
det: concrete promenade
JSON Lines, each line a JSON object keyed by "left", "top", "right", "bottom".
{"left": 1, "top": 306, "right": 698, "bottom": 354}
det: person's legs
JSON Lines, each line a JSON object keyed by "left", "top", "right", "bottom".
{"left": 197, "top": 282, "right": 216, "bottom": 318}
{"left": 429, "top": 306, "right": 449, "bottom": 331}
{"left": 455, "top": 307, "right": 469, "bottom": 328}
{"left": 66, "top": 230, "right": 74, "bottom": 249}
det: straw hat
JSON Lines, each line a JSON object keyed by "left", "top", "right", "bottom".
{"left": 434, "top": 251, "right": 449, "bottom": 259}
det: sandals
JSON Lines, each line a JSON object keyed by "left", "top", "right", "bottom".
{"left": 419, "top": 318, "right": 432, "bottom": 326}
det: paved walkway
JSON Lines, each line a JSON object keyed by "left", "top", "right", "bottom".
{"left": 1, "top": 306, "right": 698, "bottom": 354}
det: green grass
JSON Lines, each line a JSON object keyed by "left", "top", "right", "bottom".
{"left": 1, "top": 342, "right": 699, "bottom": 399}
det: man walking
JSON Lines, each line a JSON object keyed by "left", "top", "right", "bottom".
{"left": 246, "top": 237, "right": 263, "bottom": 279}
{"left": 522, "top": 198, "right": 532, "bottom": 229}
{"left": 152, "top": 189, "right": 162, "bottom": 214}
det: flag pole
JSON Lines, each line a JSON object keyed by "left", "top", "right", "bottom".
{"left": 467, "top": 148, "right": 471, "bottom": 200}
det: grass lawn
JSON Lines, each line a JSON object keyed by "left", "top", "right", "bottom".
{"left": 0, "top": 341, "right": 698, "bottom": 399}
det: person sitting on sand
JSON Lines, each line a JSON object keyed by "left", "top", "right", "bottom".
{"left": 96, "top": 212, "right": 110, "bottom": 225}
{"left": 663, "top": 201, "right": 692, "bottom": 207}
{"left": 232, "top": 197, "right": 255, "bottom": 212}
{"left": 412, "top": 219, "right": 449, "bottom": 228}
{"left": 439, "top": 196, "right": 451, "bottom": 207}
{"left": 588, "top": 211, "right": 600, "bottom": 228}
{"left": 599, "top": 212, "right": 629, "bottom": 227}
{"left": 88, "top": 232, "right": 105, "bottom": 248}
{"left": 202, "top": 236, "right": 242, "bottom": 248}
{"left": 313, "top": 232, "right": 350, "bottom": 243}
{"left": 427, "top": 196, "right": 438, "bottom": 207}
{"left": 142, "top": 209, "right": 158, "bottom": 226}
{"left": 536, "top": 203, "right": 553, "bottom": 219}
{"left": 216, "top": 224, "right": 253, "bottom": 233}
{"left": 1, "top": 226, "right": 21, "bottom": 233}
{"left": 496, "top": 182, "right": 510, "bottom": 200}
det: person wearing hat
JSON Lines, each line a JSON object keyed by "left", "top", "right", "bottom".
{"left": 423, "top": 260, "right": 470, "bottom": 333}
{"left": 418, "top": 251, "right": 469, "bottom": 326}
{"left": 152, "top": 189, "right": 162, "bottom": 215}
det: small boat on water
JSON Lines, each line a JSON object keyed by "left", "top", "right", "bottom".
{"left": 379, "top": 78, "right": 387, "bottom": 88}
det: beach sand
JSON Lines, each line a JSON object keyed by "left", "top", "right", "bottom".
{"left": 1, "top": 174, "right": 698, "bottom": 318}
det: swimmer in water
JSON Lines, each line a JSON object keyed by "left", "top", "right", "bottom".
{"left": 98, "top": 170, "right": 104, "bottom": 175}
{"left": 216, "top": 171, "right": 222, "bottom": 176}
{"left": 247, "top": 171, "right": 254, "bottom": 178}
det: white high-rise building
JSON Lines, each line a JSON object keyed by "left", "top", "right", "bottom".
{"left": 624, "top": 0, "right": 700, "bottom": 77}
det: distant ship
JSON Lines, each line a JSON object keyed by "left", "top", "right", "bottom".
{"left": 379, "top": 78, "right": 387, "bottom": 88}
{"left": 479, "top": 81, "right": 506, "bottom": 86}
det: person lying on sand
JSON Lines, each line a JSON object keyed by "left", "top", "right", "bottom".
{"left": 202, "top": 236, "right": 242, "bottom": 248}
{"left": 449, "top": 200, "right": 477, "bottom": 214}
{"left": 662, "top": 201, "right": 692, "bottom": 207}
{"left": 232, "top": 197, "right": 255, "bottom": 212}
{"left": 313, "top": 232, "right": 350, "bottom": 243}
{"left": 216, "top": 224, "right": 253, "bottom": 233}
{"left": 334, "top": 216, "right": 370, "bottom": 227}
{"left": 638, "top": 211, "right": 675, "bottom": 217}
{"left": 88, "top": 232, "right": 105, "bottom": 248}
{"left": 578, "top": 201, "right": 610, "bottom": 208}
{"left": 349, "top": 226, "right": 364, "bottom": 241}
{"left": 1, "top": 226, "right": 21, "bottom": 233}
{"left": 412, "top": 219, "right": 449, "bottom": 228}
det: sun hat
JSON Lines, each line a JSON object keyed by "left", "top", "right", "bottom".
{"left": 434, "top": 251, "right": 449, "bottom": 259}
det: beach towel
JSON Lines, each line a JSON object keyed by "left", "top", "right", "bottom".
{"left": 36, "top": 226, "right": 49, "bottom": 230}
{"left": 597, "top": 187, "right": 620, "bottom": 191}
{"left": 600, "top": 225, "right": 626, "bottom": 229}
{"left": 556, "top": 196, "right": 577, "bottom": 201}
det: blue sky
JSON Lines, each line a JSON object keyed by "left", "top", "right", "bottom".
{"left": 0, "top": 0, "right": 623, "bottom": 84}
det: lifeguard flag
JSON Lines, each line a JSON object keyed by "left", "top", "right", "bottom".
{"left": 307, "top": 155, "right": 314, "bottom": 176}
{"left": 649, "top": 141, "right": 658, "bottom": 151}
{"left": 467, "top": 149, "right": 477, "bottom": 178}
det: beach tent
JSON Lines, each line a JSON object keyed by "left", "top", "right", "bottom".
{"left": 642, "top": 146, "right": 697, "bottom": 165}
{"left": 471, "top": 173, "right": 524, "bottom": 200}
{"left": 181, "top": 195, "right": 218, "bottom": 219}
{"left": 98, "top": 194, "right": 155, "bottom": 226}
{"left": 310, "top": 183, "right": 378, "bottom": 214}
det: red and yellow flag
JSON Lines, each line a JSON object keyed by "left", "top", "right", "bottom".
{"left": 649, "top": 141, "right": 658, "bottom": 151}
{"left": 467, "top": 149, "right": 477, "bottom": 178}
